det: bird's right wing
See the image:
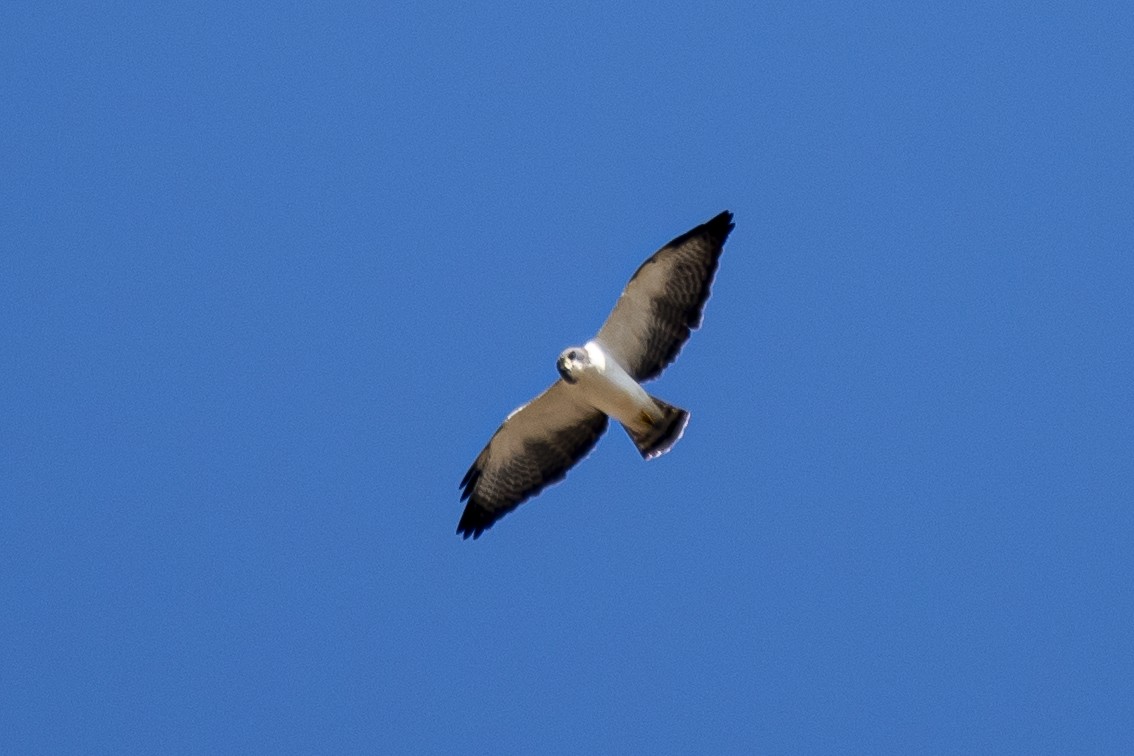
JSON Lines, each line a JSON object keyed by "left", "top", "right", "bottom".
{"left": 458, "top": 381, "right": 608, "bottom": 539}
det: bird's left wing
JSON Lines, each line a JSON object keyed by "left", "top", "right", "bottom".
{"left": 595, "top": 211, "right": 734, "bottom": 382}
{"left": 458, "top": 381, "right": 608, "bottom": 539}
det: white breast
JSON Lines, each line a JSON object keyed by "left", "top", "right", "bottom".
{"left": 578, "top": 340, "right": 653, "bottom": 427}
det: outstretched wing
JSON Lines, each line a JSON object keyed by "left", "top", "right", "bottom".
{"left": 594, "top": 211, "right": 734, "bottom": 382}
{"left": 458, "top": 381, "right": 609, "bottom": 539}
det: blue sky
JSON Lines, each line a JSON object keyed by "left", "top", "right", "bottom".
{"left": 2, "top": 2, "right": 1132, "bottom": 752}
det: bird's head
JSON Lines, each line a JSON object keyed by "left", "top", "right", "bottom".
{"left": 556, "top": 347, "right": 589, "bottom": 384}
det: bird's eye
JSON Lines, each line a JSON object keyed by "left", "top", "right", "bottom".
{"left": 569, "top": 350, "right": 579, "bottom": 360}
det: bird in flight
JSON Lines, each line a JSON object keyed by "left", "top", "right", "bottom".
{"left": 458, "top": 211, "right": 735, "bottom": 539}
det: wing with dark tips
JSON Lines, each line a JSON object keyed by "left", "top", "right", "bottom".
{"left": 458, "top": 381, "right": 608, "bottom": 539}
{"left": 595, "top": 211, "right": 734, "bottom": 382}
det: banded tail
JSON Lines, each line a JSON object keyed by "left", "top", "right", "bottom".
{"left": 622, "top": 396, "right": 690, "bottom": 460}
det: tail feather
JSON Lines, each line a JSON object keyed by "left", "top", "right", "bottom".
{"left": 622, "top": 397, "right": 690, "bottom": 460}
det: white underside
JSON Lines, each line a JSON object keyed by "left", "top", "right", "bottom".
{"left": 576, "top": 341, "right": 657, "bottom": 429}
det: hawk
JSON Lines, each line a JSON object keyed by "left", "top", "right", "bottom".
{"left": 458, "top": 211, "right": 734, "bottom": 538}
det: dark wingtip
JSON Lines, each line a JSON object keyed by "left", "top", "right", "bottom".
{"left": 656, "top": 210, "right": 734, "bottom": 255}
{"left": 456, "top": 503, "right": 492, "bottom": 540}
{"left": 457, "top": 463, "right": 493, "bottom": 538}
{"left": 705, "top": 210, "right": 735, "bottom": 239}
{"left": 459, "top": 464, "right": 481, "bottom": 502}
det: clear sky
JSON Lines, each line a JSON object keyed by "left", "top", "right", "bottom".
{"left": 3, "top": 2, "right": 1132, "bottom": 753}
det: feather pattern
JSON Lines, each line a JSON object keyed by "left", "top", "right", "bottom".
{"left": 458, "top": 381, "right": 608, "bottom": 539}
{"left": 595, "top": 211, "right": 733, "bottom": 381}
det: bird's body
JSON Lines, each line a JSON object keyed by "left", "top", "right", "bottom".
{"left": 562, "top": 341, "right": 656, "bottom": 432}
{"left": 458, "top": 211, "right": 734, "bottom": 539}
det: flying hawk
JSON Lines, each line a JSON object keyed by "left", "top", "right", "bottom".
{"left": 458, "top": 211, "right": 734, "bottom": 539}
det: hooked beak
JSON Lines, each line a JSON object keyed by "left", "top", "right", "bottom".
{"left": 557, "top": 358, "right": 576, "bottom": 384}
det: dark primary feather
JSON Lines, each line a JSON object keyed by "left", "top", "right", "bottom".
{"left": 457, "top": 384, "right": 609, "bottom": 539}
{"left": 595, "top": 210, "right": 734, "bottom": 382}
